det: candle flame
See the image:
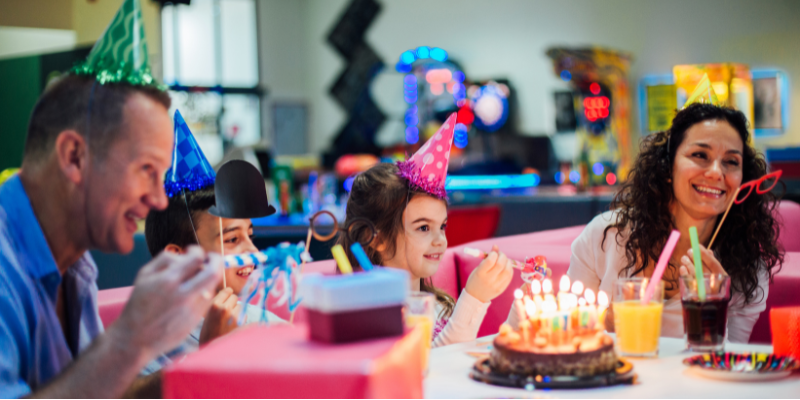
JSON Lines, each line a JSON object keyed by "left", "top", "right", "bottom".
{"left": 531, "top": 279, "right": 542, "bottom": 295}
{"left": 542, "top": 299, "right": 558, "bottom": 313}
{"left": 571, "top": 280, "right": 584, "bottom": 295}
{"left": 559, "top": 275, "right": 571, "bottom": 292}
{"left": 598, "top": 290, "right": 609, "bottom": 307}
{"left": 579, "top": 297, "right": 587, "bottom": 306}
{"left": 542, "top": 279, "right": 553, "bottom": 294}
{"left": 584, "top": 288, "right": 596, "bottom": 305}
{"left": 524, "top": 297, "right": 537, "bottom": 318}
{"left": 514, "top": 288, "right": 523, "bottom": 300}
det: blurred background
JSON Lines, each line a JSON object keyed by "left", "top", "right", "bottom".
{"left": 1, "top": 0, "right": 799, "bottom": 288}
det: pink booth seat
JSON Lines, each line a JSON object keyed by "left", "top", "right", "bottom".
{"left": 446, "top": 232, "right": 576, "bottom": 338}
{"left": 749, "top": 252, "right": 800, "bottom": 343}
{"left": 775, "top": 200, "right": 800, "bottom": 252}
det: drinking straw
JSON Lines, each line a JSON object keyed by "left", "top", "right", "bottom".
{"left": 689, "top": 226, "right": 706, "bottom": 301}
{"left": 331, "top": 244, "right": 353, "bottom": 274}
{"left": 350, "top": 243, "right": 374, "bottom": 271}
{"left": 642, "top": 230, "right": 681, "bottom": 305}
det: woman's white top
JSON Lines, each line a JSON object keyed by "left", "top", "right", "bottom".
{"left": 566, "top": 210, "right": 769, "bottom": 343}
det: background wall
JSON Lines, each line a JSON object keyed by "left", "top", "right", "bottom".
{"left": 257, "top": 0, "right": 800, "bottom": 156}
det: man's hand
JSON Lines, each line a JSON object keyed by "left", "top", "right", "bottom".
{"left": 30, "top": 246, "right": 222, "bottom": 399}
{"left": 199, "top": 287, "right": 242, "bottom": 345}
{"left": 106, "top": 246, "right": 222, "bottom": 362}
{"left": 465, "top": 245, "right": 514, "bottom": 303}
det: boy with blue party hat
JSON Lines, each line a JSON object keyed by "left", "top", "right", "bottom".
{"left": 143, "top": 110, "right": 282, "bottom": 374}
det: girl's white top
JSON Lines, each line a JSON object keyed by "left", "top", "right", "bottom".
{"left": 564, "top": 210, "right": 769, "bottom": 343}
{"left": 431, "top": 289, "right": 490, "bottom": 348}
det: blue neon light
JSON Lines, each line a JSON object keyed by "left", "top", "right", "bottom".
{"left": 560, "top": 70, "right": 572, "bottom": 81}
{"left": 569, "top": 171, "right": 581, "bottom": 183}
{"left": 592, "top": 163, "right": 604, "bottom": 176}
{"left": 454, "top": 123, "right": 469, "bottom": 149}
{"left": 555, "top": 172, "right": 565, "bottom": 184}
{"left": 395, "top": 62, "right": 412, "bottom": 73}
{"left": 453, "top": 71, "right": 465, "bottom": 83}
{"left": 430, "top": 47, "right": 448, "bottom": 62}
{"left": 400, "top": 51, "right": 416, "bottom": 64}
{"left": 343, "top": 176, "right": 355, "bottom": 192}
{"left": 416, "top": 46, "right": 430, "bottom": 59}
{"left": 445, "top": 174, "right": 540, "bottom": 190}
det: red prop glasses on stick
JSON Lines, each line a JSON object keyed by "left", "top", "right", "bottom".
{"left": 708, "top": 170, "right": 782, "bottom": 248}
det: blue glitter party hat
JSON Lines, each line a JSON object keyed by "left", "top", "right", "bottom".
{"left": 164, "top": 110, "right": 216, "bottom": 197}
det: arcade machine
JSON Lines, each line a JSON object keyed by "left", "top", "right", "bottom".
{"left": 547, "top": 47, "right": 633, "bottom": 189}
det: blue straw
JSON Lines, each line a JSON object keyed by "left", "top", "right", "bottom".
{"left": 350, "top": 243, "right": 374, "bottom": 271}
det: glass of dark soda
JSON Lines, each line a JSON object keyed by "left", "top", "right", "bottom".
{"left": 679, "top": 273, "right": 731, "bottom": 352}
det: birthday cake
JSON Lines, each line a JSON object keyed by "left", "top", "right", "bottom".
{"left": 489, "top": 271, "right": 617, "bottom": 378}
{"left": 490, "top": 326, "right": 616, "bottom": 377}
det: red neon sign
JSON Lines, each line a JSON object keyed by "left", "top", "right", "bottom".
{"left": 583, "top": 96, "right": 610, "bottom": 122}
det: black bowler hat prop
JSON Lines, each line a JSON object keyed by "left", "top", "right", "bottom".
{"left": 208, "top": 160, "right": 276, "bottom": 219}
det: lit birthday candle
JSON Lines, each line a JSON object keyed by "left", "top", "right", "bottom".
{"left": 524, "top": 297, "right": 538, "bottom": 339}
{"left": 584, "top": 288, "right": 597, "bottom": 330}
{"left": 558, "top": 275, "right": 571, "bottom": 311}
{"left": 513, "top": 289, "right": 526, "bottom": 323}
{"left": 597, "top": 290, "right": 609, "bottom": 331}
{"left": 531, "top": 279, "right": 544, "bottom": 310}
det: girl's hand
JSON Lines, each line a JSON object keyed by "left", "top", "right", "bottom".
{"left": 679, "top": 245, "right": 728, "bottom": 278}
{"left": 465, "top": 245, "right": 514, "bottom": 303}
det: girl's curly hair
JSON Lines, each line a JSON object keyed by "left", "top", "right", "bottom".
{"left": 605, "top": 103, "right": 783, "bottom": 304}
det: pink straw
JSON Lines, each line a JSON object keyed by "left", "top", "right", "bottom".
{"left": 642, "top": 230, "right": 681, "bottom": 305}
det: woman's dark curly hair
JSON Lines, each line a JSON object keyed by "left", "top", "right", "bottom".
{"left": 606, "top": 103, "right": 784, "bottom": 304}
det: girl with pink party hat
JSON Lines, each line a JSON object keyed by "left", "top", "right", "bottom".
{"left": 338, "top": 114, "right": 514, "bottom": 347}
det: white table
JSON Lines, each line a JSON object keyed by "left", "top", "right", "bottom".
{"left": 425, "top": 336, "right": 800, "bottom": 398}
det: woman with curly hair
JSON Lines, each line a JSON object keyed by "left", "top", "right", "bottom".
{"left": 567, "top": 103, "right": 784, "bottom": 342}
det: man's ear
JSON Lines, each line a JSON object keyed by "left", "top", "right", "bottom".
{"left": 54, "top": 130, "right": 89, "bottom": 185}
{"left": 164, "top": 244, "right": 186, "bottom": 254}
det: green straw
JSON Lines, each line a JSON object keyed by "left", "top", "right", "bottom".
{"left": 689, "top": 226, "right": 706, "bottom": 301}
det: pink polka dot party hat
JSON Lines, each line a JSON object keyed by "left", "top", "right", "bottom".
{"left": 397, "top": 113, "right": 456, "bottom": 199}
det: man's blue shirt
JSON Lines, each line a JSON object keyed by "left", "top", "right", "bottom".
{"left": 0, "top": 175, "right": 103, "bottom": 397}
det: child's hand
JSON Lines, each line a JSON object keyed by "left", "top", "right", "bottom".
{"left": 465, "top": 245, "right": 514, "bottom": 303}
{"left": 199, "top": 287, "right": 242, "bottom": 345}
{"left": 679, "top": 245, "right": 728, "bottom": 278}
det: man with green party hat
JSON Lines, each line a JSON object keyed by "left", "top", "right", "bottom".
{"left": 0, "top": 0, "right": 222, "bottom": 397}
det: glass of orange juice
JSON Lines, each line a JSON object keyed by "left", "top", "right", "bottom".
{"left": 613, "top": 278, "right": 664, "bottom": 357}
{"left": 405, "top": 291, "right": 435, "bottom": 375}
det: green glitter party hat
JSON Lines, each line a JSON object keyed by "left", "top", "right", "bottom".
{"left": 72, "top": 0, "right": 163, "bottom": 88}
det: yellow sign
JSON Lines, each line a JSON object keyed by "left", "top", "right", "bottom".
{"left": 647, "top": 85, "right": 677, "bottom": 132}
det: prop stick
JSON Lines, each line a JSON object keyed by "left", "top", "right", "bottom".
{"left": 463, "top": 247, "right": 524, "bottom": 270}
{"left": 689, "top": 226, "right": 706, "bottom": 301}
{"left": 299, "top": 228, "right": 313, "bottom": 274}
{"left": 219, "top": 217, "right": 226, "bottom": 288}
{"left": 642, "top": 230, "right": 681, "bottom": 305}
{"left": 289, "top": 229, "right": 313, "bottom": 325}
{"left": 707, "top": 188, "right": 739, "bottom": 249}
